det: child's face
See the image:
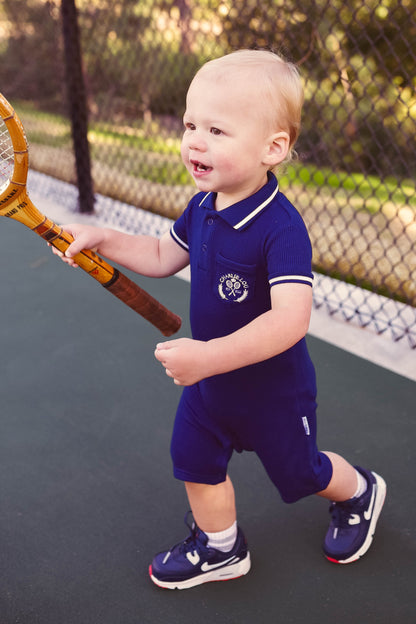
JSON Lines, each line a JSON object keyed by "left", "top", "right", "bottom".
{"left": 181, "top": 72, "right": 285, "bottom": 210}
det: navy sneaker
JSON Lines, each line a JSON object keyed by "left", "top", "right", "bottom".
{"left": 149, "top": 513, "right": 251, "bottom": 589}
{"left": 323, "top": 466, "right": 386, "bottom": 564}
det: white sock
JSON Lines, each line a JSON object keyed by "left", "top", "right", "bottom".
{"left": 205, "top": 521, "right": 238, "bottom": 552}
{"left": 352, "top": 470, "right": 368, "bottom": 499}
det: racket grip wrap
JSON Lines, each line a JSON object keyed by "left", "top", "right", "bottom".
{"left": 104, "top": 270, "right": 181, "bottom": 336}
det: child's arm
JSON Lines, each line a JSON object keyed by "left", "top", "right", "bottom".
{"left": 51, "top": 225, "right": 189, "bottom": 278}
{"left": 155, "top": 282, "right": 312, "bottom": 385}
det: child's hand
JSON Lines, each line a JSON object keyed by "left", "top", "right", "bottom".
{"left": 48, "top": 223, "right": 104, "bottom": 267}
{"left": 154, "top": 338, "right": 210, "bottom": 386}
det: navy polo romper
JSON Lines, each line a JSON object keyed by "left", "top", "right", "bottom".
{"left": 169, "top": 173, "right": 332, "bottom": 503}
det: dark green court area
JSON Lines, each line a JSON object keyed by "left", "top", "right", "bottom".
{"left": 1, "top": 218, "right": 415, "bottom": 624}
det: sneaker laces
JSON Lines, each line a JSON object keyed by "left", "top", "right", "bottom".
{"left": 182, "top": 511, "right": 205, "bottom": 548}
{"left": 164, "top": 511, "right": 208, "bottom": 562}
{"left": 329, "top": 499, "right": 361, "bottom": 528}
{"left": 331, "top": 482, "right": 372, "bottom": 525}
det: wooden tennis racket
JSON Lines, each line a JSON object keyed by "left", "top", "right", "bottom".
{"left": 0, "top": 93, "right": 181, "bottom": 336}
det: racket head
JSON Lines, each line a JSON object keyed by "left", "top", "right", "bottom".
{"left": 0, "top": 93, "right": 29, "bottom": 210}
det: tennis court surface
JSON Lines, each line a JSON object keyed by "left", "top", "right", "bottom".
{"left": 1, "top": 192, "right": 415, "bottom": 623}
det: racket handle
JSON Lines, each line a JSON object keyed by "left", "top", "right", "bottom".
{"left": 31, "top": 208, "right": 181, "bottom": 335}
{"left": 105, "top": 270, "right": 182, "bottom": 336}
{"left": 3, "top": 191, "right": 182, "bottom": 335}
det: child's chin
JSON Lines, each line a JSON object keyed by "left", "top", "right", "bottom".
{"left": 193, "top": 177, "right": 214, "bottom": 191}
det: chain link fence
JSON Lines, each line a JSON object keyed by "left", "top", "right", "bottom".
{"left": 1, "top": 0, "right": 415, "bottom": 346}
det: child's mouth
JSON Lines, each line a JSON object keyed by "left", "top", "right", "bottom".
{"left": 191, "top": 160, "right": 212, "bottom": 173}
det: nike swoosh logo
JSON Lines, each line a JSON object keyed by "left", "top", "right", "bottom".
{"left": 200, "top": 556, "right": 238, "bottom": 572}
{"left": 364, "top": 485, "right": 376, "bottom": 520}
{"left": 186, "top": 550, "right": 200, "bottom": 566}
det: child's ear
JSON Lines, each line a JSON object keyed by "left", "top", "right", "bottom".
{"left": 263, "top": 131, "right": 290, "bottom": 166}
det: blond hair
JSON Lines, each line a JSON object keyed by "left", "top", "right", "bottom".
{"left": 196, "top": 49, "right": 304, "bottom": 163}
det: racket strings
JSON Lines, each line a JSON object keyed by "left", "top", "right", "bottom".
{"left": 0, "top": 119, "right": 14, "bottom": 191}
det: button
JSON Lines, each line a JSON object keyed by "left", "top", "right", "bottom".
{"left": 202, "top": 243, "right": 207, "bottom": 252}
{"left": 207, "top": 217, "right": 214, "bottom": 225}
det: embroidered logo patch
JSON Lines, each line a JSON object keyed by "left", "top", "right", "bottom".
{"left": 218, "top": 272, "right": 249, "bottom": 303}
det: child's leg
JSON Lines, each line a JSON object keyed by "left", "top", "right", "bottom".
{"left": 149, "top": 474, "right": 251, "bottom": 589}
{"left": 315, "top": 451, "right": 358, "bottom": 501}
{"left": 185, "top": 474, "right": 236, "bottom": 531}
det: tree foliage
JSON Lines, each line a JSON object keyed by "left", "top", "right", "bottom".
{"left": 0, "top": 0, "right": 414, "bottom": 176}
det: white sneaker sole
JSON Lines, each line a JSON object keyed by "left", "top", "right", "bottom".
{"left": 330, "top": 472, "right": 387, "bottom": 564}
{"left": 149, "top": 552, "right": 251, "bottom": 590}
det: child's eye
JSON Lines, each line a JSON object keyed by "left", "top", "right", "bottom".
{"left": 210, "top": 127, "right": 222, "bottom": 135}
{"left": 184, "top": 122, "right": 196, "bottom": 131}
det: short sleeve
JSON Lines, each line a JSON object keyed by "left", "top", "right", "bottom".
{"left": 170, "top": 210, "right": 189, "bottom": 251}
{"left": 266, "top": 224, "right": 314, "bottom": 288}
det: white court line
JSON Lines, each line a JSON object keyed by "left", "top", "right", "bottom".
{"left": 28, "top": 171, "right": 415, "bottom": 382}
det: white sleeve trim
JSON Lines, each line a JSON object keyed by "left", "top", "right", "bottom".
{"left": 170, "top": 225, "right": 189, "bottom": 251}
{"left": 269, "top": 275, "right": 314, "bottom": 287}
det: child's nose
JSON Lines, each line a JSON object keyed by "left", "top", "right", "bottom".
{"left": 188, "top": 131, "right": 207, "bottom": 152}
